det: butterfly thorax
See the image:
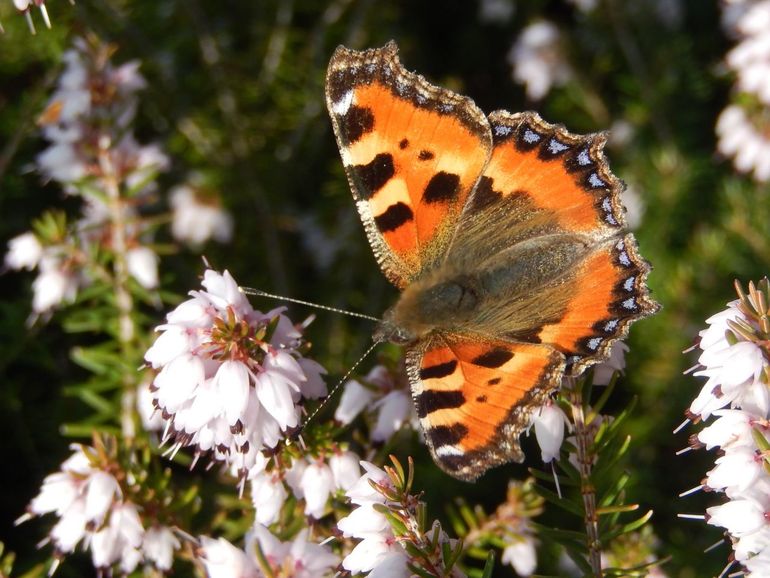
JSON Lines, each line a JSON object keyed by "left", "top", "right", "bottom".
{"left": 374, "top": 272, "right": 481, "bottom": 345}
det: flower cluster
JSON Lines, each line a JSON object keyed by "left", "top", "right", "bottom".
{"left": 144, "top": 268, "right": 327, "bottom": 477}
{"left": 507, "top": 21, "right": 572, "bottom": 101}
{"left": 716, "top": 0, "right": 770, "bottom": 181}
{"left": 683, "top": 279, "right": 770, "bottom": 576}
{"left": 3, "top": 37, "right": 171, "bottom": 318}
{"left": 17, "top": 442, "right": 179, "bottom": 575}
{"left": 337, "top": 458, "right": 465, "bottom": 578}
{"left": 335, "top": 364, "right": 418, "bottom": 444}
{"left": 460, "top": 479, "right": 542, "bottom": 577}
{"left": 250, "top": 449, "right": 361, "bottom": 524}
{"left": 198, "top": 524, "right": 338, "bottom": 578}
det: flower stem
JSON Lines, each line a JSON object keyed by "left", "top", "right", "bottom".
{"left": 566, "top": 377, "right": 603, "bottom": 577}
{"left": 98, "top": 138, "right": 138, "bottom": 440}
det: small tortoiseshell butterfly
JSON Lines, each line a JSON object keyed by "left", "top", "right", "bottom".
{"left": 325, "top": 42, "right": 659, "bottom": 481}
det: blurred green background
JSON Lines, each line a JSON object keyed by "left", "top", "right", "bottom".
{"left": 1, "top": 1, "right": 765, "bottom": 576}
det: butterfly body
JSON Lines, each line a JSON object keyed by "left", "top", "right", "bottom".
{"left": 326, "top": 42, "right": 659, "bottom": 481}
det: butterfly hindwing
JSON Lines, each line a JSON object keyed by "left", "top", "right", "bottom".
{"left": 326, "top": 42, "right": 493, "bottom": 288}
{"left": 407, "top": 336, "right": 565, "bottom": 481}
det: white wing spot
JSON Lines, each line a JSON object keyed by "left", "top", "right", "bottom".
{"left": 332, "top": 90, "right": 354, "bottom": 115}
{"left": 435, "top": 445, "right": 464, "bottom": 457}
{"left": 588, "top": 337, "right": 602, "bottom": 351}
{"left": 577, "top": 149, "right": 591, "bottom": 166}
{"left": 618, "top": 251, "right": 631, "bottom": 267}
{"left": 622, "top": 297, "right": 637, "bottom": 310}
{"left": 523, "top": 129, "right": 541, "bottom": 143}
{"left": 494, "top": 124, "right": 513, "bottom": 137}
{"left": 623, "top": 276, "right": 636, "bottom": 292}
{"left": 416, "top": 93, "right": 428, "bottom": 105}
{"left": 589, "top": 173, "right": 605, "bottom": 188}
{"left": 365, "top": 63, "right": 377, "bottom": 74}
{"left": 604, "top": 319, "right": 619, "bottom": 332}
{"left": 548, "top": 139, "right": 569, "bottom": 154}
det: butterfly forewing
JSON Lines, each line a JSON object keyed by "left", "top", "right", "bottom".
{"left": 326, "top": 42, "right": 492, "bottom": 288}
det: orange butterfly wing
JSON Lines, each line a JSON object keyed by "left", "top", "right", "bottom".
{"left": 326, "top": 42, "right": 492, "bottom": 288}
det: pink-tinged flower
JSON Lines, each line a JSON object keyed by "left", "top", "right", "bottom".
{"left": 346, "top": 461, "right": 391, "bottom": 506}
{"left": 531, "top": 402, "right": 570, "bottom": 463}
{"left": 198, "top": 536, "right": 259, "bottom": 578}
{"left": 142, "top": 525, "right": 179, "bottom": 571}
{"left": 170, "top": 184, "right": 233, "bottom": 248}
{"left": 144, "top": 268, "right": 326, "bottom": 474}
{"left": 248, "top": 524, "right": 339, "bottom": 578}
{"left": 337, "top": 502, "right": 390, "bottom": 537}
{"left": 342, "top": 532, "right": 401, "bottom": 574}
{"left": 300, "top": 459, "right": 334, "bottom": 519}
{"left": 126, "top": 246, "right": 159, "bottom": 289}
{"left": 697, "top": 409, "right": 760, "bottom": 450}
{"left": 508, "top": 21, "right": 572, "bottom": 101}
{"left": 502, "top": 539, "right": 537, "bottom": 576}
{"left": 4, "top": 232, "right": 43, "bottom": 270}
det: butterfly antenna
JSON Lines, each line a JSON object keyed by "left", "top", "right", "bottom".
{"left": 290, "top": 337, "right": 385, "bottom": 440}
{"left": 240, "top": 287, "right": 381, "bottom": 322}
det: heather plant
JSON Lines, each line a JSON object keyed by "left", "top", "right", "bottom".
{"left": 3, "top": 2, "right": 770, "bottom": 577}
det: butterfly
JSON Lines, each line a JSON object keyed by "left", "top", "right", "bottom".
{"left": 325, "top": 41, "right": 659, "bottom": 481}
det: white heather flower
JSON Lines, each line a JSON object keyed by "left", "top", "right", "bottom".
{"left": 90, "top": 502, "right": 144, "bottom": 573}
{"left": 508, "top": 21, "right": 571, "bottom": 101}
{"left": 22, "top": 444, "right": 152, "bottom": 574}
{"left": 170, "top": 184, "right": 234, "bottom": 248}
{"left": 144, "top": 269, "right": 326, "bottom": 473}
{"left": 142, "top": 525, "right": 179, "bottom": 571}
{"left": 199, "top": 536, "right": 259, "bottom": 578}
{"left": 697, "top": 409, "right": 759, "bottom": 450}
{"left": 284, "top": 458, "right": 308, "bottom": 499}
{"left": 502, "top": 539, "right": 537, "bottom": 576}
{"left": 31, "top": 256, "right": 78, "bottom": 314}
{"left": 366, "top": 550, "right": 411, "bottom": 578}
{"left": 250, "top": 471, "right": 287, "bottom": 526}
{"left": 726, "top": 1, "right": 770, "bottom": 105}
{"left": 531, "top": 402, "right": 569, "bottom": 463}
{"left": 705, "top": 446, "right": 762, "bottom": 492}
{"left": 300, "top": 459, "right": 334, "bottom": 519}
{"left": 371, "top": 390, "right": 413, "bottom": 443}
{"left": 707, "top": 498, "right": 768, "bottom": 537}
{"left": 335, "top": 379, "right": 376, "bottom": 425}
{"left": 137, "top": 379, "right": 164, "bottom": 432}
{"left": 592, "top": 341, "right": 629, "bottom": 386}
{"left": 330, "top": 450, "right": 362, "bottom": 491}
{"left": 4, "top": 232, "right": 43, "bottom": 270}
{"left": 126, "top": 246, "right": 159, "bottom": 289}
{"left": 716, "top": 104, "right": 770, "bottom": 182}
